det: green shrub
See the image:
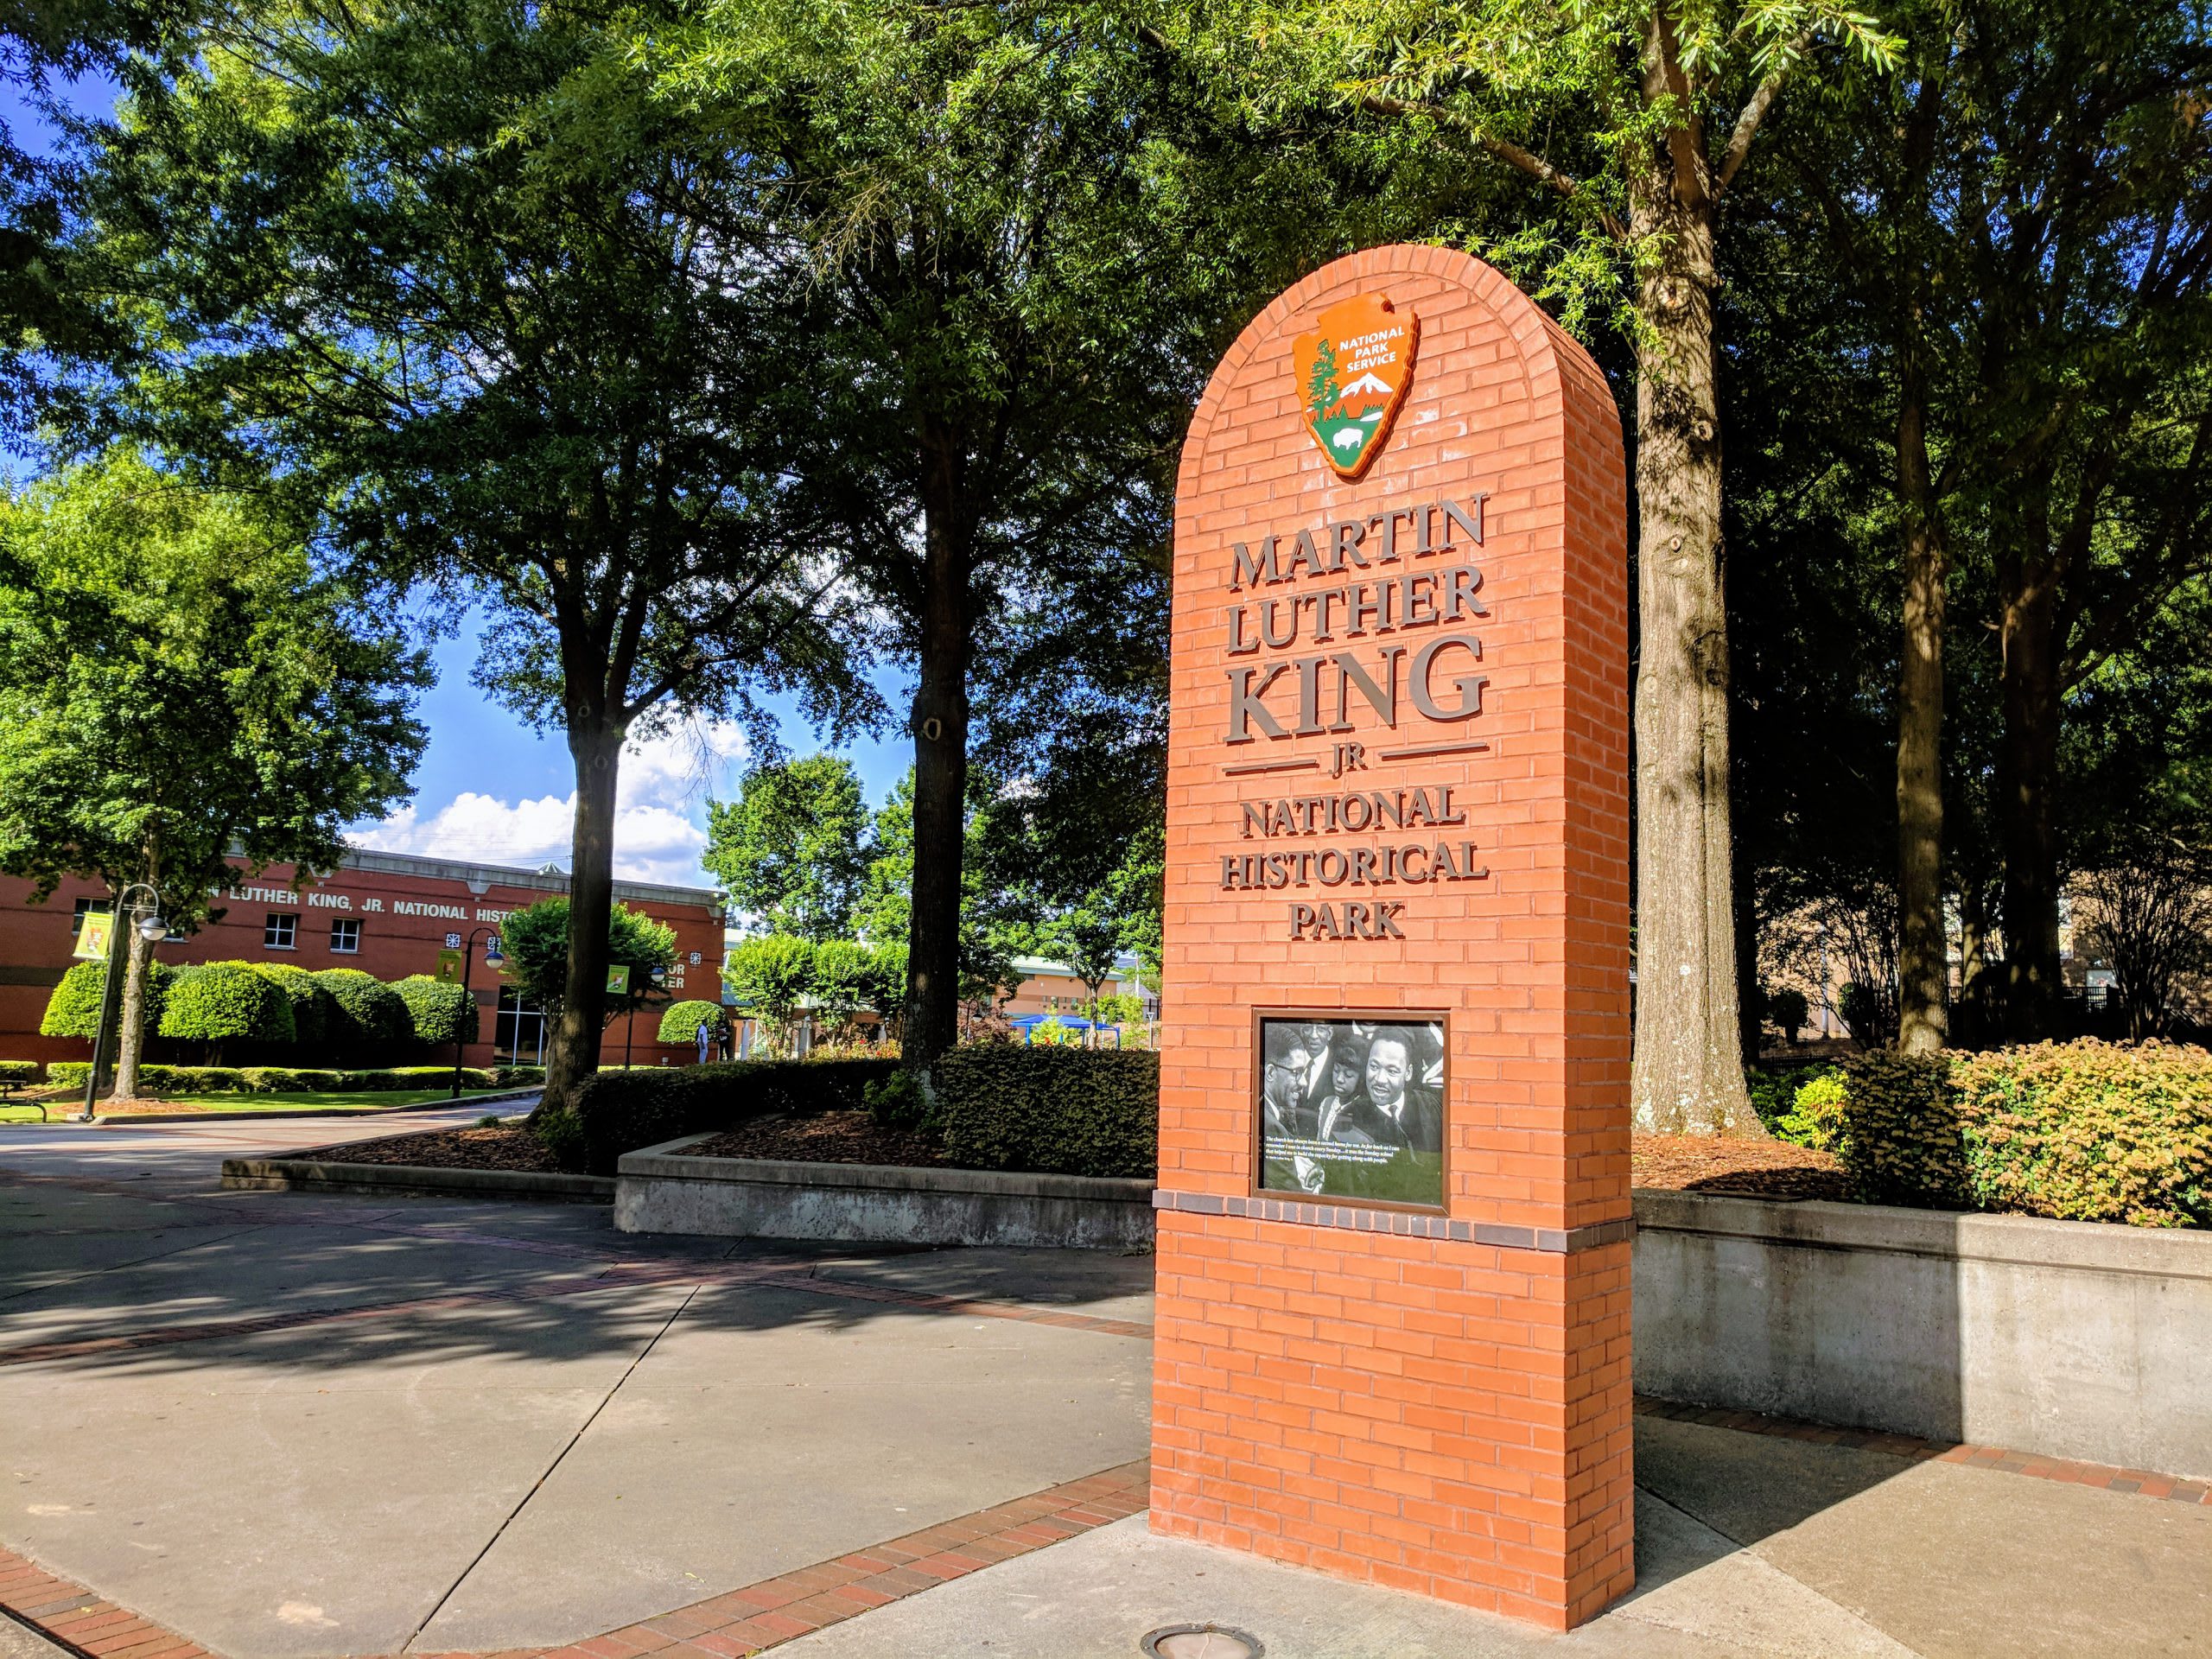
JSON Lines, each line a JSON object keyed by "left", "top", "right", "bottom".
{"left": 314, "top": 969, "right": 412, "bottom": 1057}
{"left": 393, "top": 976, "right": 479, "bottom": 1048}
{"left": 1825, "top": 1041, "right": 2212, "bottom": 1227}
{"left": 41, "top": 962, "right": 110, "bottom": 1038}
{"left": 158, "top": 963, "right": 296, "bottom": 1052}
{"left": 0, "top": 1060, "right": 38, "bottom": 1085}
{"left": 1830, "top": 1050, "right": 1966, "bottom": 1207}
{"left": 246, "top": 963, "right": 339, "bottom": 1050}
{"left": 556, "top": 1056, "right": 899, "bottom": 1175}
{"left": 494, "top": 1065, "right": 544, "bottom": 1088}
{"left": 1776, "top": 1071, "right": 1849, "bottom": 1150}
{"left": 237, "top": 1066, "right": 346, "bottom": 1092}
{"left": 40, "top": 960, "right": 172, "bottom": 1039}
{"left": 657, "top": 1000, "right": 728, "bottom": 1045}
{"left": 48, "top": 1062, "right": 90, "bottom": 1090}
{"left": 864, "top": 1068, "right": 933, "bottom": 1132}
{"left": 937, "top": 1046, "right": 1158, "bottom": 1179}
{"left": 1948, "top": 1042, "right": 2212, "bottom": 1228}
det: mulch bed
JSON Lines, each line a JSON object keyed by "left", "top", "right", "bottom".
{"left": 687, "top": 1109, "right": 947, "bottom": 1167}
{"left": 313, "top": 1125, "right": 563, "bottom": 1172}
{"left": 1632, "top": 1132, "right": 1850, "bottom": 1200}
{"left": 285, "top": 1116, "right": 1850, "bottom": 1200}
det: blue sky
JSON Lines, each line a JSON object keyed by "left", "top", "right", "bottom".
{"left": 10, "top": 74, "right": 915, "bottom": 889}
{"left": 348, "top": 614, "right": 917, "bottom": 889}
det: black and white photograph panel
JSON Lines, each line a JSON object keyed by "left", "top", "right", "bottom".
{"left": 1257, "top": 1014, "right": 1446, "bottom": 1208}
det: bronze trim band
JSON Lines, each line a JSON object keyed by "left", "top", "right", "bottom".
{"left": 1153, "top": 1189, "right": 1633, "bottom": 1254}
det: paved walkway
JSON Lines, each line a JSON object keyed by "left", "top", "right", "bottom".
{"left": 2, "top": 1113, "right": 2206, "bottom": 1658}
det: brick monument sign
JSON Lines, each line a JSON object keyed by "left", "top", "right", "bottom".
{"left": 1151, "top": 245, "right": 1634, "bottom": 1627}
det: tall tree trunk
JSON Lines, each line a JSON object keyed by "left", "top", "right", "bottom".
{"left": 1955, "top": 879, "right": 1991, "bottom": 1045}
{"left": 542, "top": 716, "right": 625, "bottom": 1114}
{"left": 1893, "top": 375, "right": 1948, "bottom": 1054}
{"left": 111, "top": 918, "right": 158, "bottom": 1100}
{"left": 1625, "top": 35, "right": 1759, "bottom": 1135}
{"left": 1998, "top": 559, "right": 2063, "bottom": 1039}
{"left": 904, "top": 463, "right": 973, "bottom": 1071}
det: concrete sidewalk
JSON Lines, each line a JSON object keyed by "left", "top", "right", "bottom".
{"left": 3, "top": 1116, "right": 2207, "bottom": 1659}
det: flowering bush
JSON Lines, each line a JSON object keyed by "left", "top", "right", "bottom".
{"left": 1827, "top": 1041, "right": 2212, "bottom": 1227}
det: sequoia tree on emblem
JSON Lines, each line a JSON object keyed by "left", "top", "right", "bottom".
{"left": 1293, "top": 294, "right": 1418, "bottom": 480}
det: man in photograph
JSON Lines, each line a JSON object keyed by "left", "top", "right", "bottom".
{"left": 1331, "top": 1026, "right": 1443, "bottom": 1155}
{"left": 1261, "top": 1023, "right": 1319, "bottom": 1139}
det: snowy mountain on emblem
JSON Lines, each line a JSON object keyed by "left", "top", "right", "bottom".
{"left": 1340, "top": 371, "right": 1395, "bottom": 398}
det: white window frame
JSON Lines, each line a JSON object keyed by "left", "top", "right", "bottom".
{"left": 328, "top": 918, "right": 362, "bottom": 954}
{"left": 264, "top": 912, "right": 297, "bottom": 950}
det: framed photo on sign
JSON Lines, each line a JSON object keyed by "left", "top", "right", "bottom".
{"left": 1254, "top": 1010, "right": 1447, "bottom": 1211}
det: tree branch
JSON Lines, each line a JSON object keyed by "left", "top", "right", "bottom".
{"left": 1715, "top": 29, "right": 1815, "bottom": 197}
{"left": 1353, "top": 92, "right": 1628, "bottom": 244}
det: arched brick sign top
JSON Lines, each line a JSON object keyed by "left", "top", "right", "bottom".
{"left": 1151, "top": 245, "right": 1634, "bottom": 1628}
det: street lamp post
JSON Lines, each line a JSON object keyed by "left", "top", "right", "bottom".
{"left": 81, "top": 883, "right": 169, "bottom": 1122}
{"left": 448, "top": 927, "right": 506, "bottom": 1100}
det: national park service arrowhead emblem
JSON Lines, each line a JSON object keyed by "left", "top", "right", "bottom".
{"left": 1294, "top": 294, "right": 1418, "bottom": 480}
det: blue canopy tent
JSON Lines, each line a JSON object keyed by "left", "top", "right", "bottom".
{"left": 1007, "top": 1013, "right": 1122, "bottom": 1047}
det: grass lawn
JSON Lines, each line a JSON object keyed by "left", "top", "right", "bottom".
{"left": 0, "top": 1085, "right": 520, "bottom": 1122}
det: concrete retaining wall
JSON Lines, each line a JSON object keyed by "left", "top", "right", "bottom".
{"left": 1633, "top": 1188, "right": 2212, "bottom": 1479}
{"left": 615, "top": 1135, "right": 1157, "bottom": 1250}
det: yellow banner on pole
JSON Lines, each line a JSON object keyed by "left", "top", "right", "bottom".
{"left": 73, "top": 911, "right": 113, "bottom": 961}
{"left": 435, "top": 949, "right": 464, "bottom": 984}
{"left": 605, "top": 963, "right": 632, "bottom": 997}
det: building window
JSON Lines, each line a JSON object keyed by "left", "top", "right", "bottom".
{"left": 264, "top": 912, "right": 297, "bottom": 950}
{"left": 329, "top": 918, "right": 362, "bottom": 954}
{"left": 71, "top": 897, "right": 112, "bottom": 932}
{"left": 496, "top": 988, "right": 548, "bottom": 1066}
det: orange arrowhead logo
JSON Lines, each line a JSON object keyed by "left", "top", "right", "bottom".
{"left": 1294, "top": 294, "right": 1418, "bottom": 480}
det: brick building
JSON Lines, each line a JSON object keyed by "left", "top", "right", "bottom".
{"left": 0, "top": 849, "right": 728, "bottom": 1072}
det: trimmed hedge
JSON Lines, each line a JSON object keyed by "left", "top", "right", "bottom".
{"left": 394, "top": 976, "right": 479, "bottom": 1048}
{"left": 46, "top": 1062, "right": 518, "bottom": 1096}
{"left": 158, "top": 962, "right": 296, "bottom": 1047}
{"left": 1827, "top": 1041, "right": 2212, "bottom": 1227}
{"left": 937, "top": 1046, "right": 1158, "bottom": 1179}
{"left": 249, "top": 963, "right": 340, "bottom": 1049}
{"left": 40, "top": 960, "right": 173, "bottom": 1038}
{"left": 0, "top": 1060, "right": 37, "bottom": 1085}
{"left": 314, "top": 969, "right": 413, "bottom": 1055}
{"left": 547, "top": 1056, "right": 899, "bottom": 1175}
{"left": 657, "top": 1000, "right": 728, "bottom": 1044}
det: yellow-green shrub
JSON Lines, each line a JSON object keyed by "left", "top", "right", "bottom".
{"left": 1830, "top": 1041, "right": 2212, "bottom": 1227}
{"left": 1948, "top": 1042, "right": 2212, "bottom": 1229}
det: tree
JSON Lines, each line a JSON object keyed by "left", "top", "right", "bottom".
{"left": 1765, "top": 0, "right": 2212, "bottom": 1046}
{"left": 855, "top": 769, "right": 1033, "bottom": 1016}
{"left": 1206, "top": 0, "right": 1898, "bottom": 1128}
{"left": 1050, "top": 901, "right": 1127, "bottom": 1032}
{"left": 71, "top": 0, "right": 871, "bottom": 1115}
{"left": 0, "top": 448, "right": 426, "bottom": 1097}
{"left": 704, "top": 756, "right": 871, "bottom": 941}
{"left": 636, "top": 0, "right": 1251, "bottom": 1067}
{"left": 721, "top": 935, "right": 817, "bottom": 1055}
{"left": 249, "top": 963, "right": 337, "bottom": 1052}
{"left": 157, "top": 962, "right": 294, "bottom": 1065}
{"left": 499, "top": 899, "right": 679, "bottom": 1034}
{"left": 312, "top": 970, "right": 413, "bottom": 1062}
{"left": 656, "top": 999, "right": 729, "bottom": 1046}
{"left": 394, "top": 976, "right": 480, "bottom": 1051}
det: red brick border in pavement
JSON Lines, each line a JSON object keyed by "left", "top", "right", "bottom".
{"left": 3, "top": 1426, "right": 2205, "bottom": 1659}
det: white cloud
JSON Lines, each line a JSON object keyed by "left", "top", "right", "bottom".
{"left": 351, "top": 721, "right": 748, "bottom": 889}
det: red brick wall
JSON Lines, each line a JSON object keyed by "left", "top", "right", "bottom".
{"left": 1152, "top": 245, "right": 1633, "bottom": 1626}
{"left": 0, "top": 861, "right": 724, "bottom": 1073}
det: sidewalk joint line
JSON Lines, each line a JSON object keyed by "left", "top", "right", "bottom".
{"left": 397, "top": 1282, "right": 707, "bottom": 1655}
